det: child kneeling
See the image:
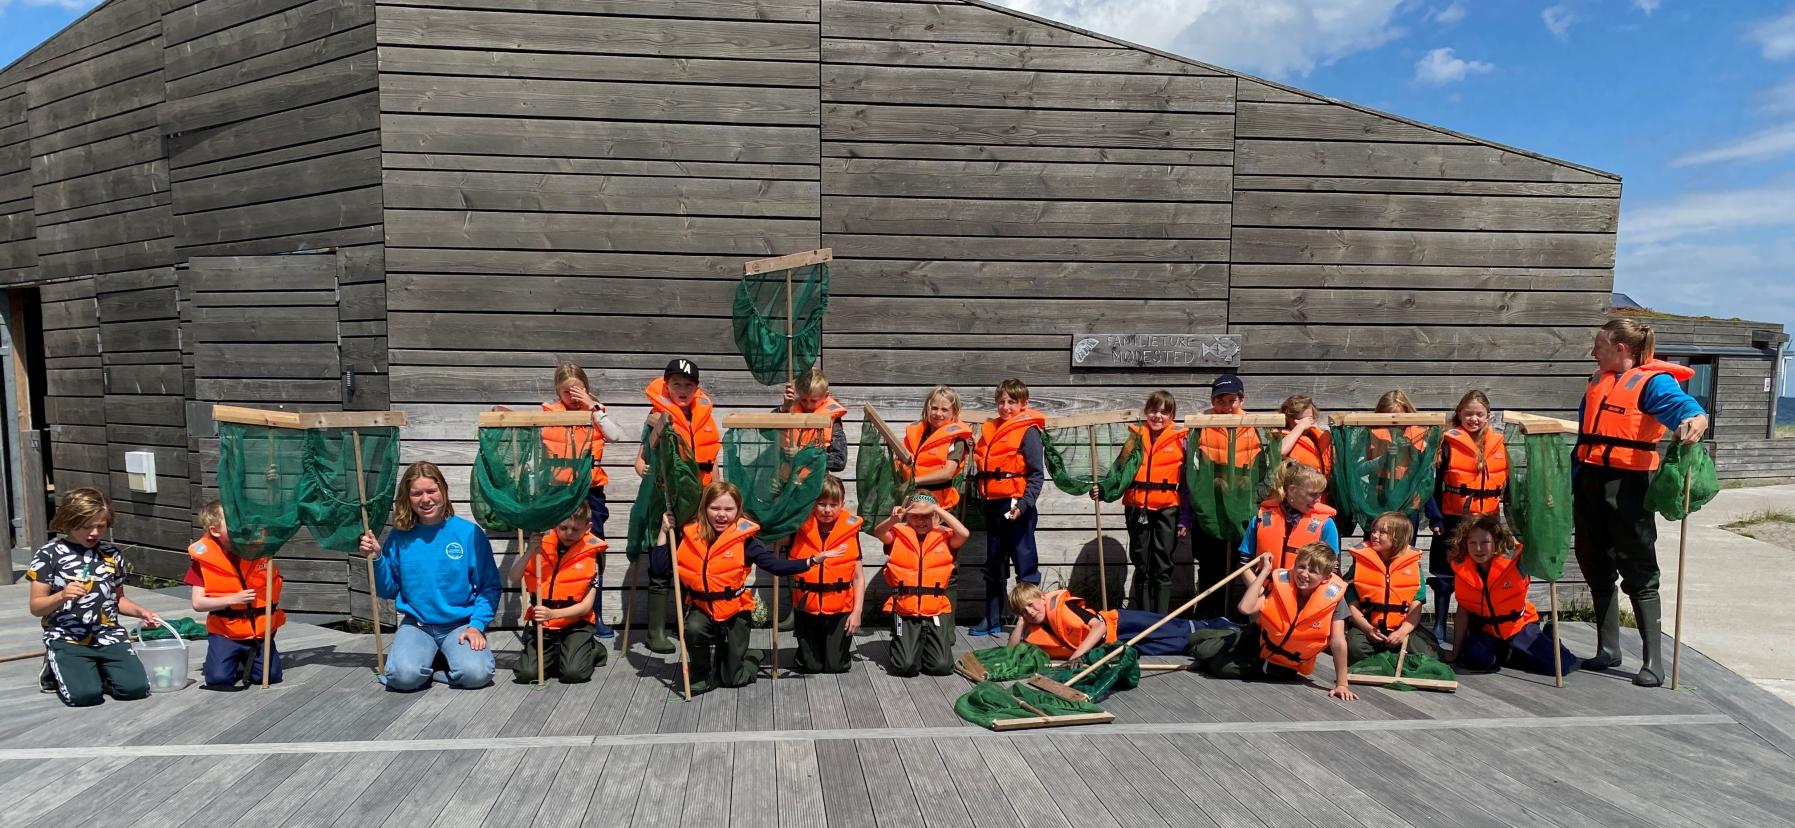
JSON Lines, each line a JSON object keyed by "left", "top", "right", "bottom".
{"left": 1447, "top": 515, "right": 1580, "bottom": 675}
{"left": 1008, "top": 582, "right": 1195, "bottom": 666}
{"left": 1344, "top": 512, "right": 1441, "bottom": 663}
{"left": 188, "top": 501, "right": 284, "bottom": 687}
{"left": 787, "top": 476, "right": 866, "bottom": 674}
{"left": 873, "top": 493, "right": 969, "bottom": 677}
{"left": 1199, "top": 543, "right": 1357, "bottom": 701}
{"left": 513, "top": 502, "right": 607, "bottom": 684}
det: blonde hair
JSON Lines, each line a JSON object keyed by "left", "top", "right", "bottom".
{"left": 552, "top": 361, "right": 590, "bottom": 394}
{"left": 1376, "top": 390, "right": 1416, "bottom": 414}
{"left": 1007, "top": 581, "right": 1047, "bottom": 615}
{"left": 391, "top": 462, "right": 455, "bottom": 531}
{"left": 795, "top": 366, "right": 830, "bottom": 398}
{"left": 1143, "top": 389, "right": 1177, "bottom": 416}
{"left": 1602, "top": 318, "right": 1657, "bottom": 363}
{"left": 1453, "top": 389, "right": 1494, "bottom": 475}
{"left": 1369, "top": 512, "right": 1413, "bottom": 555}
{"left": 1448, "top": 514, "right": 1518, "bottom": 566}
{"left": 818, "top": 474, "right": 846, "bottom": 504}
{"left": 921, "top": 385, "right": 962, "bottom": 420}
{"left": 560, "top": 500, "right": 592, "bottom": 528}
{"left": 995, "top": 378, "right": 1029, "bottom": 405}
{"left": 1293, "top": 542, "right": 1338, "bottom": 576}
{"left": 198, "top": 500, "right": 226, "bottom": 530}
{"left": 51, "top": 487, "right": 113, "bottom": 535}
{"left": 694, "top": 481, "right": 744, "bottom": 544}
{"left": 1271, "top": 460, "right": 1327, "bottom": 503}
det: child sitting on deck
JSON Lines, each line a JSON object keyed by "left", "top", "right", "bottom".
{"left": 1200, "top": 542, "right": 1358, "bottom": 701}
{"left": 187, "top": 500, "right": 284, "bottom": 688}
{"left": 1447, "top": 515, "right": 1580, "bottom": 675}
{"left": 1345, "top": 512, "right": 1440, "bottom": 663}
{"left": 1007, "top": 582, "right": 1194, "bottom": 668}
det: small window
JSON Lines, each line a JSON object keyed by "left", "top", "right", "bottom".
{"left": 1666, "top": 356, "right": 1716, "bottom": 437}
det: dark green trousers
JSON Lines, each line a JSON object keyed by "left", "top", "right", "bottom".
{"left": 46, "top": 640, "right": 151, "bottom": 707}
{"left": 515, "top": 622, "right": 605, "bottom": 684}
{"left": 1573, "top": 465, "right": 1661, "bottom": 603}
{"left": 1194, "top": 627, "right": 1300, "bottom": 682}
{"left": 793, "top": 611, "right": 852, "bottom": 674}
{"left": 888, "top": 613, "right": 955, "bottom": 677}
{"left": 686, "top": 610, "right": 758, "bottom": 690}
{"left": 1126, "top": 505, "right": 1179, "bottom": 615}
{"left": 1344, "top": 625, "right": 1441, "bottom": 664}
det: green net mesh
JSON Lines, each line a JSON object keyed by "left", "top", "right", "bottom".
{"left": 625, "top": 431, "right": 704, "bottom": 560}
{"left": 953, "top": 680, "right": 1107, "bottom": 730}
{"left": 1506, "top": 431, "right": 1573, "bottom": 582}
{"left": 1348, "top": 650, "right": 1457, "bottom": 691}
{"left": 469, "top": 425, "right": 594, "bottom": 535}
{"left": 1327, "top": 425, "right": 1443, "bottom": 530}
{"left": 1185, "top": 427, "right": 1276, "bottom": 547}
{"left": 1645, "top": 441, "right": 1720, "bottom": 521}
{"left": 296, "top": 427, "right": 402, "bottom": 554}
{"left": 721, "top": 426, "right": 827, "bottom": 543}
{"left": 855, "top": 423, "right": 914, "bottom": 529}
{"left": 1042, "top": 422, "right": 1142, "bottom": 501}
{"left": 970, "top": 643, "right": 1052, "bottom": 681}
{"left": 1040, "top": 642, "right": 1140, "bottom": 703}
{"left": 732, "top": 263, "right": 830, "bottom": 386}
{"left": 217, "top": 422, "right": 308, "bottom": 559}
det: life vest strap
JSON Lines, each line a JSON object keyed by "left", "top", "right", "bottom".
{"left": 1444, "top": 484, "right": 1503, "bottom": 497}
{"left": 891, "top": 584, "right": 950, "bottom": 597}
{"left": 697, "top": 461, "right": 715, "bottom": 472}
{"left": 1469, "top": 610, "right": 1523, "bottom": 629}
{"left": 1259, "top": 629, "right": 1304, "bottom": 662}
{"left": 540, "top": 597, "right": 578, "bottom": 610}
{"left": 687, "top": 586, "right": 746, "bottom": 602}
{"left": 1360, "top": 599, "right": 1409, "bottom": 616}
{"left": 213, "top": 603, "right": 278, "bottom": 620}
{"left": 1575, "top": 434, "right": 1657, "bottom": 452}
{"left": 792, "top": 581, "right": 853, "bottom": 594}
{"left": 1130, "top": 481, "right": 1178, "bottom": 492}
{"left": 973, "top": 471, "right": 1023, "bottom": 481}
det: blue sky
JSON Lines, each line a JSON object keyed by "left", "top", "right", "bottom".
{"left": 4, "top": 0, "right": 1793, "bottom": 346}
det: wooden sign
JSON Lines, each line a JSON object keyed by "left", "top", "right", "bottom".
{"left": 1071, "top": 333, "right": 1242, "bottom": 369}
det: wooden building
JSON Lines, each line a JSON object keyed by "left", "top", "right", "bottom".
{"left": 0, "top": 0, "right": 1626, "bottom": 622}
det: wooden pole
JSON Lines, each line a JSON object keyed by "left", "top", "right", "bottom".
{"left": 618, "top": 558, "right": 637, "bottom": 656}
{"left": 668, "top": 515, "right": 693, "bottom": 701}
{"left": 261, "top": 558, "right": 277, "bottom": 688}
{"left": 1671, "top": 469, "right": 1693, "bottom": 690}
{"left": 1550, "top": 581, "right": 1563, "bottom": 688}
{"left": 772, "top": 265, "right": 796, "bottom": 683}
{"left": 1089, "top": 426, "right": 1108, "bottom": 613}
{"left": 352, "top": 429, "right": 385, "bottom": 674}
{"left": 1394, "top": 635, "right": 1410, "bottom": 682}
{"left": 529, "top": 529, "right": 544, "bottom": 685}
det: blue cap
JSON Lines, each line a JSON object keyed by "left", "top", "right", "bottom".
{"left": 1211, "top": 374, "right": 1245, "bottom": 396}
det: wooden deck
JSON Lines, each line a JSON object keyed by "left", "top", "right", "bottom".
{"left": 4, "top": 582, "right": 1794, "bottom": 827}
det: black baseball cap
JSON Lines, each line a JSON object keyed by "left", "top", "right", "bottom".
{"left": 1211, "top": 374, "right": 1245, "bottom": 396}
{"left": 664, "top": 358, "right": 700, "bottom": 382}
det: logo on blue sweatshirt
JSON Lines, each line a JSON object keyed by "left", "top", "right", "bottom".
{"left": 445, "top": 542, "right": 465, "bottom": 561}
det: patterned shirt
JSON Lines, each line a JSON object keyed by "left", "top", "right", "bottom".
{"left": 25, "top": 538, "right": 129, "bottom": 646}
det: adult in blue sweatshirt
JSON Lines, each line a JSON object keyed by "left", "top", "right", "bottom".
{"left": 360, "top": 462, "right": 501, "bottom": 691}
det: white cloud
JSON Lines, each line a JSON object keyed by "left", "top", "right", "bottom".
{"left": 1752, "top": 7, "right": 1795, "bottom": 60}
{"left": 988, "top": 0, "right": 1409, "bottom": 79}
{"left": 1633, "top": 0, "right": 1660, "bottom": 13}
{"left": 1760, "top": 77, "right": 1795, "bottom": 114}
{"left": 1413, "top": 47, "right": 1493, "bottom": 84}
{"left": 1433, "top": 2, "right": 1467, "bottom": 24}
{"left": 1542, "top": 5, "right": 1576, "bottom": 40}
{"left": 1620, "top": 185, "right": 1795, "bottom": 246}
{"left": 1617, "top": 237, "right": 1795, "bottom": 334}
{"left": 1670, "top": 122, "right": 1795, "bottom": 167}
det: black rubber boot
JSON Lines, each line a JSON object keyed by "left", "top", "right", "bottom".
{"left": 645, "top": 584, "right": 676, "bottom": 654}
{"left": 1581, "top": 590, "right": 1623, "bottom": 671}
{"left": 1150, "top": 582, "right": 1172, "bottom": 617}
{"left": 1632, "top": 595, "right": 1664, "bottom": 688}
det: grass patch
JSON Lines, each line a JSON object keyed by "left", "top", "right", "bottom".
{"left": 1558, "top": 598, "right": 1637, "bottom": 629}
{"left": 1777, "top": 423, "right": 1795, "bottom": 439}
{"left": 1726, "top": 508, "right": 1795, "bottom": 529}
{"left": 127, "top": 573, "right": 181, "bottom": 590}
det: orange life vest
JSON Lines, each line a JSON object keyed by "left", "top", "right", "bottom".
{"left": 904, "top": 419, "right": 973, "bottom": 510}
{"left": 645, "top": 377, "right": 721, "bottom": 485}
{"left": 788, "top": 514, "right": 863, "bottom": 616}
{"left": 882, "top": 524, "right": 956, "bottom": 617}
{"left": 1257, "top": 570, "right": 1347, "bottom": 675}
{"left": 974, "top": 409, "right": 1047, "bottom": 500}
{"left": 1349, "top": 546, "right": 1423, "bottom": 634}
{"left": 1196, "top": 425, "right": 1264, "bottom": 467}
{"left": 1021, "top": 589, "right": 1118, "bottom": 659}
{"left": 189, "top": 535, "right": 284, "bottom": 640}
{"left": 1254, "top": 499, "right": 1337, "bottom": 570}
{"left": 1452, "top": 549, "right": 1539, "bottom": 640}
{"left": 1124, "top": 423, "right": 1188, "bottom": 510}
{"left": 785, "top": 395, "right": 848, "bottom": 450}
{"left": 1284, "top": 426, "right": 1333, "bottom": 476}
{"left": 540, "top": 401, "right": 606, "bottom": 488}
{"left": 523, "top": 533, "right": 605, "bottom": 630}
{"left": 676, "top": 518, "right": 761, "bottom": 621}
{"left": 1576, "top": 360, "right": 1696, "bottom": 472}
{"left": 1440, "top": 427, "right": 1508, "bottom": 516}
{"left": 1367, "top": 426, "right": 1427, "bottom": 479}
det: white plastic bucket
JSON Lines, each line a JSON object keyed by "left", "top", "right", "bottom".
{"left": 131, "top": 624, "right": 190, "bottom": 693}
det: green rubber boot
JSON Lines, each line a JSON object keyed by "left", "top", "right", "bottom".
{"left": 1632, "top": 595, "right": 1664, "bottom": 688}
{"left": 645, "top": 584, "right": 676, "bottom": 655}
{"left": 1581, "top": 590, "right": 1623, "bottom": 671}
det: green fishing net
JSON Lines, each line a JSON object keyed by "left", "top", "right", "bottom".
{"left": 1042, "top": 422, "right": 1142, "bottom": 501}
{"left": 1506, "top": 431, "right": 1573, "bottom": 582}
{"left": 297, "top": 426, "right": 402, "bottom": 553}
{"left": 469, "top": 425, "right": 593, "bottom": 535}
{"left": 855, "top": 421, "right": 915, "bottom": 529}
{"left": 732, "top": 262, "right": 829, "bottom": 386}
{"left": 970, "top": 643, "right": 1052, "bottom": 681}
{"left": 625, "top": 430, "right": 703, "bottom": 560}
{"left": 1348, "top": 650, "right": 1456, "bottom": 691}
{"left": 1185, "top": 426, "right": 1276, "bottom": 547}
{"left": 1040, "top": 642, "right": 1140, "bottom": 703}
{"left": 216, "top": 422, "right": 308, "bottom": 559}
{"left": 1645, "top": 441, "right": 1720, "bottom": 522}
{"left": 953, "top": 680, "right": 1108, "bottom": 730}
{"left": 721, "top": 426, "right": 827, "bottom": 543}
{"left": 1328, "top": 425, "right": 1443, "bottom": 530}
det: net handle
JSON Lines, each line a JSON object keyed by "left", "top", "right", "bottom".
{"left": 352, "top": 429, "right": 385, "bottom": 675}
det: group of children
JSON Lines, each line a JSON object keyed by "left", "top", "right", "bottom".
{"left": 26, "top": 357, "right": 1576, "bottom": 706}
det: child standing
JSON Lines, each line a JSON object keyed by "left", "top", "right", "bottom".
{"left": 873, "top": 493, "right": 970, "bottom": 677}
{"left": 971, "top": 378, "right": 1046, "bottom": 636}
{"left": 1429, "top": 390, "right": 1507, "bottom": 640}
{"left": 1447, "top": 515, "right": 1580, "bottom": 675}
{"left": 635, "top": 357, "right": 720, "bottom": 654}
{"left": 786, "top": 475, "right": 866, "bottom": 674}
{"left": 1007, "top": 582, "right": 1194, "bottom": 665}
{"left": 540, "top": 361, "right": 625, "bottom": 636}
{"left": 511, "top": 502, "right": 606, "bottom": 683}
{"left": 27, "top": 488, "right": 164, "bottom": 706}
{"left": 903, "top": 385, "right": 974, "bottom": 512}
{"left": 1201, "top": 543, "right": 1358, "bottom": 701}
{"left": 1344, "top": 512, "right": 1440, "bottom": 663}
{"left": 778, "top": 366, "right": 848, "bottom": 473}
{"left": 1239, "top": 461, "right": 1340, "bottom": 571}
{"left": 1114, "top": 390, "right": 1188, "bottom": 615}
{"left": 1187, "top": 373, "right": 1262, "bottom": 619}
{"left": 656, "top": 482, "right": 841, "bottom": 694}
{"left": 187, "top": 500, "right": 284, "bottom": 688}
{"left": 1278, "top": 394, "right": 1332, "bottom": 479}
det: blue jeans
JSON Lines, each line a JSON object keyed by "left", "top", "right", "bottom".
{"left": 203, "top": 633, "right": 281, "bottom": 687}
{"left": 1460, "top": 622, "right": 1581, "bottom": 675}
{"left": 384, "top": 619, "right": 495, "bottom": 691}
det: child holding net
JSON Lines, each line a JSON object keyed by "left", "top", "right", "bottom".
{"left": 1199, "top": 542, "right": 1357, "bottom": 701}
{"left": 510, "top": 501, "right": 607, "bottom": 683}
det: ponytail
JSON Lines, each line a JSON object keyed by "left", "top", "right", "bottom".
{"left": 1602, "top": 318, "right": 1656, "bottom": 363}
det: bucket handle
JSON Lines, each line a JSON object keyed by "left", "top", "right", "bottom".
{"left": 131, "top": 622, "right": 186, "bottom": 650}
